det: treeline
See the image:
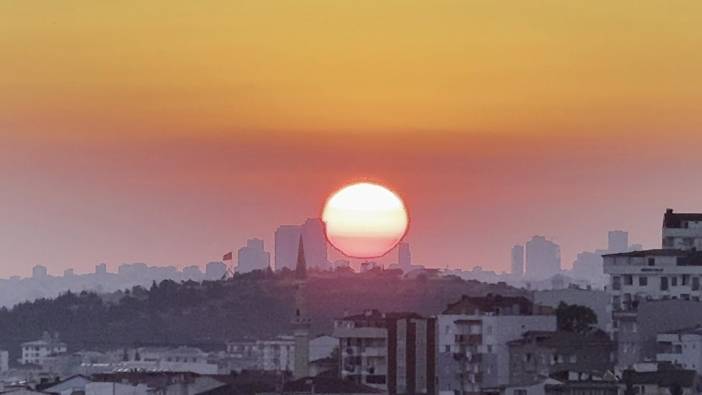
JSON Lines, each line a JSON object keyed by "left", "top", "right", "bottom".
{"left": 0, "top": 268, "right": 525, "bottom": 361}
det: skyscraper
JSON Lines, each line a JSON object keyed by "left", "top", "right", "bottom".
{"left": 608, "top": 230, "right": 629, "bottom": 253}
{"left": 511, "top": 244, "right": 524, "bottom": 278}
{"left": 32, "top": 265, "right": 47, "bottom": 279}
{"left": 301, "top": 218, "right": 328, "bottom": 270}
{"left": 525, "top": 236, "right": 561, "bottom": 280}
{"left": 398, "top": 241, "right": 411, "bottom": 269}
{"left": 274, "top": 225, "right": 302, "bottom": 271}
{"left": 236, "top": 238, "right": 271, "bottom": 274}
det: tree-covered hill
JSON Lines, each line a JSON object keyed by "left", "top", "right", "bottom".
{"left": 0, "top": 268, "right": 525, "bottom": 361}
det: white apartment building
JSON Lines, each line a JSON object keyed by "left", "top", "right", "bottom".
{"left": 436, "top": 295, "right": 556, "bottom": 395}
{"left": 256, "top": 336, "right": 295, "bottom": 372}
{"left": 657, "top": 326, "right": 702, "bottom": 374}
{"left": 21, "top": 333, "right": 67, "bottom": 365}
{"left": 603, "top": 248, "right": 702, "bottom": 367}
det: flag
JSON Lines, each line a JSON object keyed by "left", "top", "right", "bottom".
{"left": 223, "top": 252, "right": 233, "bottom": 261}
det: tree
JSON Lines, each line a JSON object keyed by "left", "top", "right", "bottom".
{"left": 555, "top": 302, "right": 597, "bottom": 333}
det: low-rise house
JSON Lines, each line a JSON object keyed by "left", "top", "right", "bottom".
{"left": 42, "top": 375, "right": 94, "bottom": 395}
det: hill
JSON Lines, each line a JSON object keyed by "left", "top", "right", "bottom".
{"left": 0, "top": 268, "right": 525, "bottom": 361}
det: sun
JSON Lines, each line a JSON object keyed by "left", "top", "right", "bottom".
{"left": 322, "top": 182, "right": 409, "bottom": 259}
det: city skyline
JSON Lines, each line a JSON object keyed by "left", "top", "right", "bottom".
{"left": 3, "top": 1, "right": 702, "bottom": 277}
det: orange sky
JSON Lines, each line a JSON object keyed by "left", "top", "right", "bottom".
{"left": 1, "top": 1, "right": 702, "bottom": 276}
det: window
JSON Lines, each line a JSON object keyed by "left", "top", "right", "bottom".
{"left": 648, "top": 258, "right": 656, "bottom": 266}
{"left": 624, "top": 275, "right": 633, "bottom": 285}
{"left": 515, "top": 390, "right": 527, "bottom": 395}
{"left": 661, "top": 277, "right": 669, "bottom": 291}
{"left": 672, "top": 277, "right": 678, "bottom": 287}
{"left": 445, "top": 345, "right": 450, "bottom": 352}
{"left": 639, "top": 276, "right": 648, "bottom": 286}
{"left": 613, "top": 276, "right": 622, "bottom": 290}
{"left": 693, "top": 277, "right": 700, "bottom": 291}
{"left": 683, "top": 275, "right": 690, "bottom": 286}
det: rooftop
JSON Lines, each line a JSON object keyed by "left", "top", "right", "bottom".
{"left": 603, "top": 249, "right": 702, "bottom": 265}
{"left": 282, "top": 377, "right": 382, "bottom": 394}
{"left": 663, "top": 209, "right": 702, "bottom": 228}
{"left": 442, "top": 294, "right": 541, "bottom": 315}
{"left": 622, "top": 369, "right": 697, "bottom": 386}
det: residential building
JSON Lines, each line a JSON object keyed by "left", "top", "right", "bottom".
{"left": 603, "top": 249, "right": 702, "bottom": 367}
{"left": 662, "top": 208, "right": 702, "bottom": 250}
{"left": 525, "top": 236, "right": 561, "bottom": 281}
{"left": 268, "top": 376, "right": 382, "bottom": 395}
{"left": 511, "top": 245, "right": 524, "bottom": 279}
{"left": 508, "top": 330, "right": 615, "bottom": 386}
{"left": 333, "top": 310, "right": 436, "bottom": 395}
{"left": 622, "top": 368, "right": 698, "bottom": 395}
{"left": 436, "top": 294, "right": 556, "bottom": 395}
{"left": 43, "top": 375, "right": 94, "bottom": 395}
{"left": 256, "top": 336, "right": 296, "bottom": 372}
{"left": 275, "top": 225, "right": 302, "bottom": 271}
{"left": 21, "top": 333, "right": 67, "bottom": 365}
{"left": 657, "top": 325, "right": 702, "bottom": 373}
{"left": 236, "top": 238, "right": 271, "bottom": 274}
{"left": 131, "top": 346, "right": 217, "bottom": 374}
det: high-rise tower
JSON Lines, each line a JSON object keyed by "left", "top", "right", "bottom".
{"left": 292, "top": 237, "right": 311, "bottom": 379}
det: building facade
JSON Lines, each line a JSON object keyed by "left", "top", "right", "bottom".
{"left": 21, "top": 333, "right": 67, "bottom": 365}
{"left": 657, "top": 326, "right": 702, "bottom": 374}
{"left": 662, "top": 209, "right": 702, "bottom": 250}
{"left": 508, "top": 330, "right": 615, "bottom": 386}
{"left": 333, "top": 310, "right": 436, "bottom": 395}
{"left": 436, "top": 295, "right": 556, "bottom": 395}
{"left": 603, "top": 249, "right": 702, "bottom": 367}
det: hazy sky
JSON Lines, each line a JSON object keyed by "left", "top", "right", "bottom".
{"left": 2, "top": 1, "right": 702, "bottom": 277}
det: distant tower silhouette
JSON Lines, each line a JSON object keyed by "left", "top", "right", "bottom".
{"left": 292, "top": 237, "right": 310, "bottom": 378}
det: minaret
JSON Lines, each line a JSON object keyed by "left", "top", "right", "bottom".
{"left": 292, "top": 237, "right": 311, "bottom": 379}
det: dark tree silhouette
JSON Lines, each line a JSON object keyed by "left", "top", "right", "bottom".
{"left": 555, "top": 302, "right": 598, "bottom": 333}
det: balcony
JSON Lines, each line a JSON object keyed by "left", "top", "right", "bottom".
{"left": 455, "top": 334, "right": 482, "bottom": 345}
